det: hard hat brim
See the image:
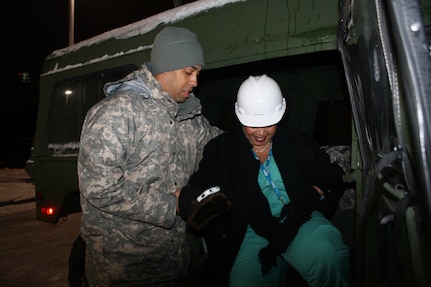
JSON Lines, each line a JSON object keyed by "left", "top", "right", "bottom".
{"left": 235, "top": 102, "right": 286, "bottom": 127}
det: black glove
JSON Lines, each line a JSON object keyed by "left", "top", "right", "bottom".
{"left": 280, "top": 185, "right": 321, "bottom": 221}
{"left": 179, "top": 185, "right": 232, "bottom": 230}
{"left": 258, "top": 246, "right": 279, "bottom": 275}
{"left": 258, "top": 220, "right": 299, "bottom": 275}
{"left": 258, "top": 186, "right": 321, "bottom": 275}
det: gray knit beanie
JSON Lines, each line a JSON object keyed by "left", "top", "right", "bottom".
{"left": 151, "top": 26, "right": 205, "bottom": 75}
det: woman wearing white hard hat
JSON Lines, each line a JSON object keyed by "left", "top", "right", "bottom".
{"left": 179, "top": 74, "right": 351, "bottom": 287}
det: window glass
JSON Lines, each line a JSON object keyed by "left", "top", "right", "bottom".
{"left": 48, "top": 65, "right": 138, "bottom": 145}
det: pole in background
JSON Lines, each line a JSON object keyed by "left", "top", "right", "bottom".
{"left": 69, "top": 0, "right": 75, "bottom": 46}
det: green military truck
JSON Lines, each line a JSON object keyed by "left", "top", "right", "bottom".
{"left": 25, "top": 0, "right": 431, "bottom": 286}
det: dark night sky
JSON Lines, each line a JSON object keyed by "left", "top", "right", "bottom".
{"left": 12, "top": 0, "right": 178, "bottom": 79}
{"left": 4, "top": 0, "right": 196, "bottom": 167}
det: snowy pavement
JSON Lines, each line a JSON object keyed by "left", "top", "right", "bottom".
{"left": 0, "top": 168, "right": 35, "bottom": 206}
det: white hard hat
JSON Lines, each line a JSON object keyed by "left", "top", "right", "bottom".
{"left": 235, "top": 75, "right": 286, "bottom": 127}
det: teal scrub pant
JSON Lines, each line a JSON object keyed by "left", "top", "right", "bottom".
{"left": 229, "top": 211, "right": 351, "bottom": 287}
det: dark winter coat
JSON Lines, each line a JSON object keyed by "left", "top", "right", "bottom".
{"left": 184, "top": 125, "right": 345, "bottom": 286}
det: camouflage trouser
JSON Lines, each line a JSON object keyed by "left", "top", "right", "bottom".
{"left": 69, "top": 234, "right": 189, "bottom": 287}
{"left": 80, "top": 229, "right": 205, "bottom": 287}
{"left": 84, "top": 243, "right": 188, "bottom": 286}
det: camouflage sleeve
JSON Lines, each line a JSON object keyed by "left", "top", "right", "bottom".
{"left": 295, "top": 129, "right": 346, "bottom": 219}
{"left": 78, "top": 96, "right": 177, "bottom": 228}
{"left": 314, "top": 145, "right": 346, "bottom": 219}
{"left": 193, "top": 115, "right": 224, "bottom": 154}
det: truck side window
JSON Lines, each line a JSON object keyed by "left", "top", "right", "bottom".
{"left": 47, "top": 65, "right": 138, "bottom": 146}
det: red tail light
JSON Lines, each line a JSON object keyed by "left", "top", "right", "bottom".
{"left": 40, "top": 207, "right": 55, "bottom": 216}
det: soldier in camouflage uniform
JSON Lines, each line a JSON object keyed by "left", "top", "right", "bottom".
{"left": 77, "top": 26, "right": 222, "bottom": 286}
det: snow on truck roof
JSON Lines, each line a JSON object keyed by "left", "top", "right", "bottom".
{"left": 48, "top": 0, "right": 245, "bottom": 59}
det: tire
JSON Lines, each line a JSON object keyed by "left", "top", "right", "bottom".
{"left": 68, "top": 234, "right": 87, "bottom": 287}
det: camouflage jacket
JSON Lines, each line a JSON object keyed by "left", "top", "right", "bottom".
{"left": 77, "top": 64, "right": 222, "bottom": 285}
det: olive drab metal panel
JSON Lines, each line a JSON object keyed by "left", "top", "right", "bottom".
{"left": 338, "top": 0, "right": 431, "bottom": 285}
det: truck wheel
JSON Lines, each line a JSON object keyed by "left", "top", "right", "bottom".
{"left": 68, "top": 234, "right": 87, "bottom": 287}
